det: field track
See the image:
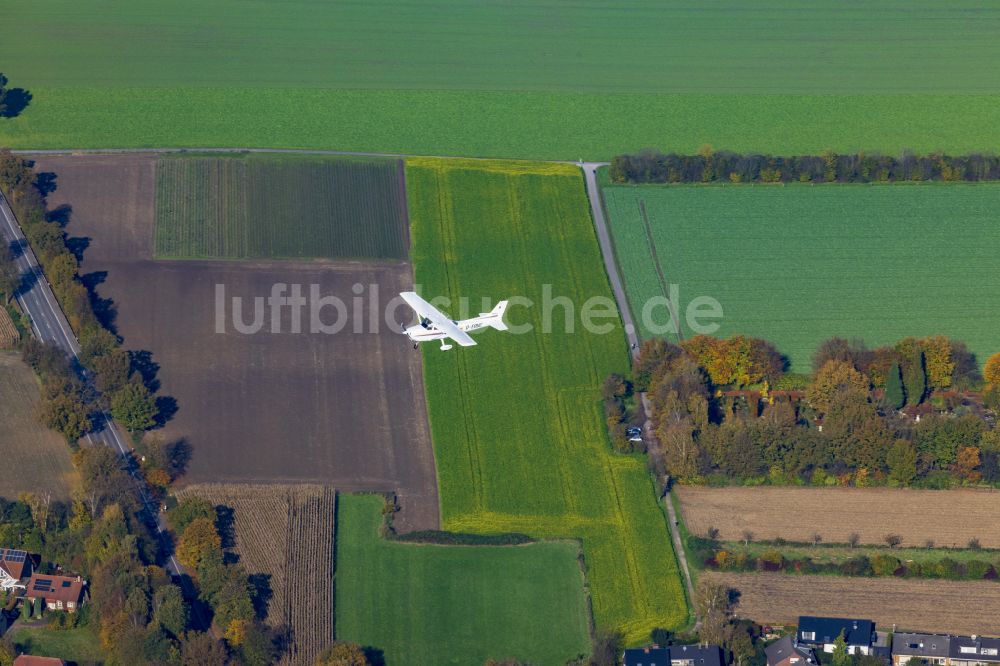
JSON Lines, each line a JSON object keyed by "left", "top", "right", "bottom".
{"left": 678, "top": 486, "right": 1000, "bottom": 548}
{"left": 705, "top": 571, "right": 1000, "bottom": 635}
{"left": 176, "top": 484, "right": 336, "bottom": 666}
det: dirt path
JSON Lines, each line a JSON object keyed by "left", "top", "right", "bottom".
{"left": 581, "top": 162, "right": 698, "bottom": 621}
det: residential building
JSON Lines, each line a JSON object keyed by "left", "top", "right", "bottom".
{"left": 670, "top": 644, "right": 724, "bottom": 666}
{"left": 24, "top": 574, "right": 86, "bottom": 612}
{"left": 798, "top": 616, "right": 876, "bottom": 655}
{"left": 767, "top": 635, "right": 818, "bottom": 666}
{"left": 950, "top": 635, "right": 1000, "bottom": 666}
{"left": 625, "top": 647, "right": 670, "bottom": 666}
{"left": 892, "top": 633, "right": 951, "bottom": 666}
{"left": 0, "top": 548, "right": 31, "bottom": 589}
{"left": 624, "top": 645, "right": 723, "bottom": 666}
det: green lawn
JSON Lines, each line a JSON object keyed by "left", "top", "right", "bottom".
{"left": 2, "top": 2, "right": 1000, "bottom": 156}
{"left": 601, "top": 183, "right": 1000, "bottom": 371}
{"left": 10, "top": 625, "right": 105, "bottom": 663}
{"left": 334, "top": 494, "right": 592, "bottom": 666}
{"left": 407, "top": 158, "right": 688, "bottom": 642}
{"left": 154, "top": 154, "right": 409, "bottom": 260}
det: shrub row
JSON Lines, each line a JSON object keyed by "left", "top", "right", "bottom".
{"left": 708, "top": 547, "right": 999, "bottom": 581}
{"left": 392, "top": 530, "right": 536, "bottom": 546}
{"left": 610, "top": 149, "right": 1000, "bottom": 185}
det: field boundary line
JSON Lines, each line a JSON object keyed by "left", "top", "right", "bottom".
{"left": 637, "top": 198, "right": 683, "bottom": 341}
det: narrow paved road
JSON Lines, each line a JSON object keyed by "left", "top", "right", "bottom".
{"left": 0, "top": 188, "right": 183, "bottom": 578}
{"left": 580, "top": 162, "right": 698, "bottom": 618}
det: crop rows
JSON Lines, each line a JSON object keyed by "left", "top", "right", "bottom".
{"left": 678, "top": 486, "right": 1000, "bottom": 549}
{"left": 704, "top": 571, "right": 1000, "bottom": 635}
{"left": 0, "top": 308, "right": 18, "bottom": 349}
{"left": 154, "top": 155, "right": 409, "bottom": 261}
{"left": 176, "top": 484, "right": 335, "bottom": 666}
{"left": 5, "top": 3, "right": 1000, "bottom": 158}
{"left": 602, "top": 183, "right": 1000, "bottom": 371}
{"left": 405, "top": 158, "right": 688, "bottom": 642}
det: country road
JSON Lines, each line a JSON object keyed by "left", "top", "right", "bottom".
{"left": 0, "top": 188, "right": 183, "bottom": 578}
{"left": 580, "top": 162, "right": 699, "bottom": 621}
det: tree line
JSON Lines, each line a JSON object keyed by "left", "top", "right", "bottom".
{"left": 629, "top": 334, "right": 1000, "bottom": 488}
{"left": 0, "top": 149, "right": 164, "bottom": 440}
{"left": 609, "top": 147, "right": 1000, "bottom": 185}
{"left": 699, "top": 537, "right": 1000, "bottom": 583}
{"left": 0, "top": 446, "right": 237, "bottom": 665}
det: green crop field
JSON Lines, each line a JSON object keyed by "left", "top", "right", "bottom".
{"left": 407, "top": 158, "right": 688, "bottom": 642}
{"left": 335, "top": 494, "right": 591, "bottom": 666}
{"left": 154, "top": 154, "right": 409, "bottom": 260}
{"left": 601, "top": 183, "right": 1000, "bottom": 371}
{"left": 2, "top": 2, "right": 1000, "bottom": 157}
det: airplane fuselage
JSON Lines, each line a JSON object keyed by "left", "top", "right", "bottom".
{"left": 405, "top": 315, "right": 493, "bottom": 343}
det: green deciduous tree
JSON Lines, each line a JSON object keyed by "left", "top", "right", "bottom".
{"left": 886, "top": 440, "right": 917, "bottom": 486}
{"left": 111, "top": 376, "right": 158, "bottom": 431}
{"left": 832, "top": 631, "right": 851, "bottom": 666}
{"left": 0, "top": 242, "right": 18, "bottom": 303}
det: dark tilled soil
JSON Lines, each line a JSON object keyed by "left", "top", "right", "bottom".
{"left": 31, "top": 154, "right": 439, "bottom": 531}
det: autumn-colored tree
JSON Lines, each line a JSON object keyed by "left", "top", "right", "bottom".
{"left": 682, "top": 335, "right": 733, "bottom": 385}
{"left": 813, "top": 337, "right": 871, "bottom": 373}
{"left": 867, "top": 346, "right": 901, "bottom": 388}
{"left": 225, "top": 618, "right": 248, "bottom": 646}
{"left": 985, "top": 352, "right": 1000, "bottom": 385}
{"left": 175, "top": 516, "right": 221, "bottom": 571}
{"left": 955, "top": 446, "right": 982, "bottom": 483}
{"left": 145, "top": 467, "right": 171, "bottom": 491}
{"left": 316, "top": 641, "right": 371, "bottom": 666}
{"left": 806, "top": 360, "right": 869, "bottom": 414}
{"left": 682, "top": 334, "right": 782, "bottom": 387}
{"left": 920, "top": 335, "right": 954, "bottom": 390}
{"left": 181, "top": 631, "right": 230, "bottom": 666}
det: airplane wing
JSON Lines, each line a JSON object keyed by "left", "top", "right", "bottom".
{"left": 399, "top": 292, "right": 477, "bottom": 347}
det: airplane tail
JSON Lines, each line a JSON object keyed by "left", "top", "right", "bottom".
{"left": 480, "top": 300, "right": 509, "bottom": 331}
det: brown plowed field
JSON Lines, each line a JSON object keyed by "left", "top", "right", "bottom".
{"left": 176, "top": 483, "right": 335, "bottom": 666}
{"left": 677, "top": 486, "right": 1000, "bottom": 548}
{"left": 0, "top": 352, "right": 78, "bottom": 499}
{"left": 705, "top": 571, "right": 1000, "bottom": 635}
{"left": 32, "top": 154, "right": 439, "bottom": 531}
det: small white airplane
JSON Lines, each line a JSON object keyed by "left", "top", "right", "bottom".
{"left": 400, "top": 291, "right": 509, "bottom": 350}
